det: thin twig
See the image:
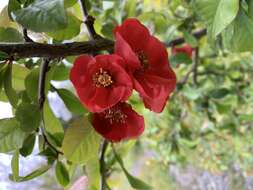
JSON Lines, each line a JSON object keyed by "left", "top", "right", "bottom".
{"left": 99, "top": 140, "right": 110, "bottom": 190}
{"left": 192, "top": 47, "right": 199, "bottom": 85}
{"left": 79, "top": 0, "right": 101, "bottom": 40}
{"left": 38, "top": 59, "right": 50, "bottom": 110}
{"left": 22, "top": 28, "right": 33, "bottom": 42}
{"left": 167, "top": 29, "right": 207, "bottom": 47}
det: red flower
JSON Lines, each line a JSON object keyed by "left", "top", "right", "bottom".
{"left": 114, "top": 18, "right": 176, "bottom": 113}
{"left": 70, "top": 55, "right": 132, "bottom": 112}
{"left": 92, "top": 103, "right": 144, "bottom": 142}
{"left": 172, "top": 44, "right": 194, "bottom": 58}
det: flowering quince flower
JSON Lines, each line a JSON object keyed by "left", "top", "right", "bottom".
{"left": 114, "top": 18, "right": 177, "bottom": 113}
{"left": 92, "top": 103, "right": 144, "bottom": 142}
{"left": 172, "top": 44, "right": 194, "bottom": 58}
{"left": 70, "top": 54, "right": 133, "bottom": 112}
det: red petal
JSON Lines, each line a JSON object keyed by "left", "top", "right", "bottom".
{"left": 143, "top": 36, "right": 169, "bottom": 71}
{"left": 134, "top": 72, "right": 176, "bottom": 113}
{"left": 70, "top": 55, "right": 93, "bottom": 87}
{"left": 114, "top": 33, "right": 140, "bottom": 72}
{"left": 172, "top": 44, "right": 194, "bottom": 58}
{"left": 114, "top": 18, "right": 150, "bottom": 52}
{"left": 92, "top": 103, "right": 144, "bottom": 142}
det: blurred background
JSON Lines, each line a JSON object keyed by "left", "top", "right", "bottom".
{"left": 1, "top": 0, "right": 253, "bottom": 190}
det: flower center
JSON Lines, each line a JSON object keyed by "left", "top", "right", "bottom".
{"left": 104, "top": 106, "right": 127, "bottom": 124}
{"left": 93, "top": 68, "right": 113, "bottom": 87}
{"left": 137, "top": 51, "right": 149, "bottom": 69}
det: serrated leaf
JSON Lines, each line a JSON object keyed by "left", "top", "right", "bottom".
{"left": 194, "top": 0, "right": 239, "bottom": 37}
{"left": 86, "top": 158, "right": 100, "bottom": 189}
{"left": 0, "top": 64, "right": 7, "bottom": 94}
{"left": 0, "top": 118, "right": 26, "bottom": 153}
{"left": 13, "top": 0, "right": 67, "bottom": 32}
{"left": 12, "top": 64, "right": 30, "bottom": 91}
{"left": 4, "top": 64, "right": 19, "bottom": 108}
{"left": 16, "top": 103, "right": 41, "bottom": 132}
{"left": 20, "top": 134, "right": 36, "bottom": 157}
{"left": 64, "top": 0, "right": 77, "bottom": 8}
{"left": 55, "top": 161, "right": 70, "bottom": 187}
{"left": 25, "top": 65, "right": 54, "bottom": 103}
{"left": 211, "top": 0, "right": 239, "bottom": 37}
{"left": 25, "top": 67, "right": 39, "bottom": 102}
{"left": 56, "top": 88, "right": 87, "bottom": 115}
{"left": 9, "top": 165, "right": 51, "bottom": 182}
{"left": 43, "top": 100, "right": 64, "bottom": 135}
{"left": 8, "top": 0, "right": 21, "bottom": 21}
{"left": 11, "top": 150, "right": 19, "bottom": 182}
{"left": 62, "top": 116, "right": 100, "bottom": 164}
{"left": 0, "top": 27, "right": 23, "bottom": 42}
{"left": 47, "top": 13, "right": 81, "bottom": 40}
{"left": 0, "top": 6, "right": 13, "bottom": 27}
{"left": 51, "top": 64, "right": 70, "bottom": 81}
{"left": 230, "top": 10, "right": 253, "bottom": 52}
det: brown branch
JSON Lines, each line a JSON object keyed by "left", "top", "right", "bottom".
{"left": 167, "top": 29, "right": 207, "bottom": 47}
{"left": 0, "top": 29, "right": 206, "bottom": 59}
{"left": 0, "top": 38, "right": 114, "bottom": 59}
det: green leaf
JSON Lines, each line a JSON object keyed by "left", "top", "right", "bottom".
{"left": 47, "top": 13, "right": 81, "bottom": 40}
{"left": 43, "top": 100, "right": 64, "bottom": 135}
{"left": 0, "top": 27, "right": 23, "bottom": 42}
{"left": 86, "top": 158, "right": 100, "bottom": 190}
{"left": 170, "top": 53, "right": 192, "bottom": 67}
{"left": 64, "top": 0, "right": 77, "bottom": 8}
{"left": 25, "top": 67, "right": 39, "bottom": 102}
{"left": 0, "top": 51, "right": 9, "bottom": 61}
{"left": 248, "top": 0, "right": 253, "bottom": 19}
{"left": 1, "top": 6, "right": 13, "bottom": 27}
{"left": 211, "top": 0, "right": 239, "bottom": 37}
{"left": 13, "top": 0, "right": 67, "bottom": 32}
{"left": 62, "top": 116, "right": 100, "bottom": 164}
{"left": 9, "top": 165, "right": 51, "bottom": 182}
{"left": 4, "top": 64, "right": 19, "bottom": 108}
{"left": 16, "top": 103, "right": 41, "bottom": 132}
{"left": 8, "top": 0, "right": 21, "bottom": 21}
{"left": 11, "top": 150, "right": 19, "bottom": 182}
{"left": 12, "top": 64, "right": 30, "bottom": 91}
{"left": 0, "top": 64, "right": 7, "bottom": 94}
{"left": 55, "top": 161, "right": 70, "bottom": 187}
{"left": 56, "top": 88, "right": 87, "bottom": 115}
{"left": 0, "top": 118, "right": 26, "bottom": 153}
{"left": 209, "top": 88, "right": 230, "bottom": 99}
{"left": 229, "top": 10, "right": 253, "bottom": 52}
{"left": 20, "top": 134, "right": 36, "bottom": 157}
{"left": 113, "top": 147, "right": 152, "bottom": 190}
{"left": 183, "top": 31, "right": 198, "bottom": 47}
{"left": 25, "top": 66, "right": 54, "bottom": 103}
{"left": 51, "top": 64, "right": 70, "bottom": 81}
{"left": 194, "top": 0, "right": 239, "bottom": 37}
